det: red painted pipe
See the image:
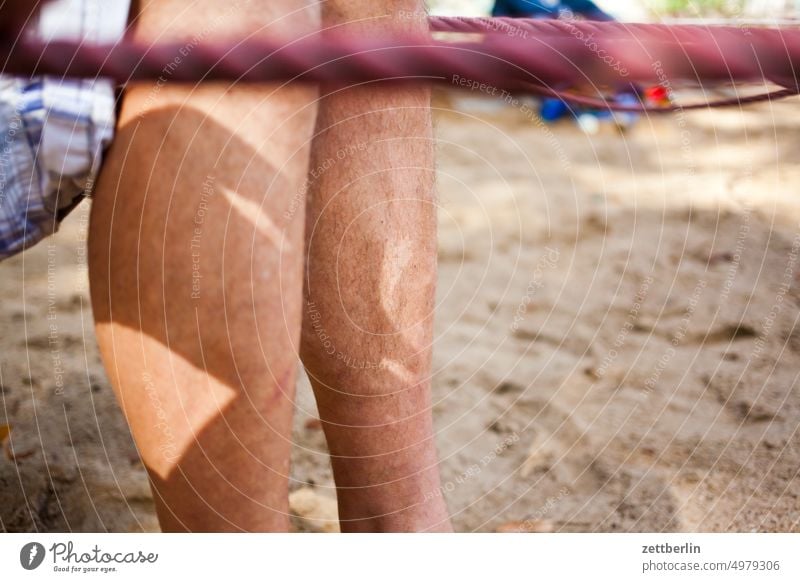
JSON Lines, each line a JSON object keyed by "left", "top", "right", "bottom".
{"left": 0, "top": 14, "right": 797, "bottom": 110}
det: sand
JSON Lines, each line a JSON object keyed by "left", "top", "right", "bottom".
{"left": 2, "top": 91, "right": 799, "bottom": 532}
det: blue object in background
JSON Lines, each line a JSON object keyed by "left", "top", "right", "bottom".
{"left": 491, "top": 0, "right": 613, "bottom": 21}
{"left": 539, "top": 97, "right": 569, "bottom": 122}
{"left": 538, "top": 90, "right": 642, "bottom": 130}
{"left": 610, "top": 91, "right": 640, "bottom": 128}
{"left": 491, "top": 0, "right": 640, "bottom": 132}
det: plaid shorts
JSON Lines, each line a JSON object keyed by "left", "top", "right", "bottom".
{"left": 0, "top": 0, "right": 130, "bottom": 260}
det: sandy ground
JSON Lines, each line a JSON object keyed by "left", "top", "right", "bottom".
{"left": 2, "top": 91, "right": 799, "bottom": 533}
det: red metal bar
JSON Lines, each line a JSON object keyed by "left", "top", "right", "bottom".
{"left": 0, "top": 15, "right": 797, "bottom": 109}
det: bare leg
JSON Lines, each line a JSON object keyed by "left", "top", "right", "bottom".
{"left": 89, "top": 0, "right": 318, "bottom": 531}
{"left": 301, "top": 1, "right": 451, "bottom": 532}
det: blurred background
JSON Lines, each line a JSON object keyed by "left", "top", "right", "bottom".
{"left": 1, "top": 0, "right": 799, "bottom": 533}
{"left": 429, "top": 0, "right": 800, "bottom": 19}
